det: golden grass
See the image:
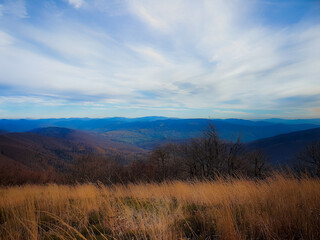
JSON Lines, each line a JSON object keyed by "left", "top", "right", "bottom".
{"left": 0, "top": 174, "right": 320, "bottom": 240}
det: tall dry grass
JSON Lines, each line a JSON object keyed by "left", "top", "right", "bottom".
{"left": 0, "top": 173, "right": 320, "bottom": 239}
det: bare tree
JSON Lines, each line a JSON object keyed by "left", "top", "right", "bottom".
{"left": 146, "top": 121, "right": 271, "bottom": 181}
{"left": 148, "top": 143, "right": 184, "bottom": 181}
{"left": 298, "top": 142, "right": 320, "bottom": 177}
{"left": 70, "top": 154, "right": 122, "bottom": 183}
{"left": 246, "top": 150, "right": 269, "bottom": 178}
{"left": 180, "top": 122, "right": 227, "bottom": 179}
{"left": 149, "top": 145, "right": 169, "bottom": 181}
{"left": 180, "top": 121, "right": 270, "bottom": 179}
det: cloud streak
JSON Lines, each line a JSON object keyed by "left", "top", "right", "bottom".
{"left": 67, "top": 0, "right": 84, "bottom": 9}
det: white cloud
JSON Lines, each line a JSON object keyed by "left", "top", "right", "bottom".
{"left": 68, "top": 0, "right": 84, "bottom": 9}
{"left": 129, "top": 45, "right": 170, "bottom": 66}
{"left": 124, "top": 0, "right": 320, "bottom": 112}
{"left": 0, "top": 96, "right": 65, "bottom": 106}
{"left": 0, "top": 31, "right": 14, "bottom": 46}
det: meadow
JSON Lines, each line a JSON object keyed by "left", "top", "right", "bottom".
{"left": 0, "top": 174, "right": 319, "bottom": 240}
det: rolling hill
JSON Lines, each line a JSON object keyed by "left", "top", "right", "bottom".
{"left": 29, "top": 127, "right": 146, "bottom": 156}
{"left": 0, "top": 118, "right": 319, "bottom": 149}
{"left": 247, "top": 127, "right": 320, "bottom": 165}
{"left": 0, "top": 127, "right": 147, "bottom": 184}
{"left": 0, "top": 130, "right": 7, "bottom": 134}
{"left": 100, "top": 119, "right": 320, "bottom": 148}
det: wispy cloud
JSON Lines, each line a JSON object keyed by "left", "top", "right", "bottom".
{"left": 0, "top": 0, "right": 319, "bottom": 118}
{"left": 0, "top": 0, "right": 28, "bottom": 18}
{"left": 67, "top": 0, "right": 84, "bottom": 9}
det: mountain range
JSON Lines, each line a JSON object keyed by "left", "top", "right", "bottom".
{"left": 0, "top": 117, "right": 320, "bottom": 180}
{"left": 0, "top": 117, "right": 319, "bottom": 148}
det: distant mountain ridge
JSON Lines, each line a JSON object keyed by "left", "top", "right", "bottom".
{"left": 247, "top": 127, "right": 320, "bottom": 165}
{"left": 261, "top": 118, "right": 320, "bottom": 125}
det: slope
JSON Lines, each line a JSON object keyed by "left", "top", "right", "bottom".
{"left": 247, "top": 127, "right": 320, "bottom": 165}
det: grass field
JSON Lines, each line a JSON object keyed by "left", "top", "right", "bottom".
{"left": 0, "top": 174, "right": 320, "bottom": 240}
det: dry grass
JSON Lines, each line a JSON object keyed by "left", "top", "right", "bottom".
{"left": 0, "top": 173, "right": 320, "bottom": 239}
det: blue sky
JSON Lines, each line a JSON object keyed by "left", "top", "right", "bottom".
{"left": 0, "top": 0, "right": 319, "bottom": 119}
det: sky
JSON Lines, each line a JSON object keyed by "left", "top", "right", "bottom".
{"left": 0, "top": 0, "right": 319, "bottom": 119}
